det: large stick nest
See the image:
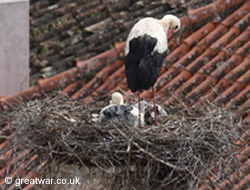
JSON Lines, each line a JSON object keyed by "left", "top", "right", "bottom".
{"left": 1, "top": 92, "right": 246, "bottom": 189}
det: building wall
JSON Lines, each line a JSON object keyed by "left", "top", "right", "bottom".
{"left": 0, "top": 0, "right": 29, "bottom": 96}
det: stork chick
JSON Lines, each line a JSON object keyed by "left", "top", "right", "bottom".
{"left": 99, "top": 92, "right": 144, "bottom": 127}
{"left": 109, "top": 92, "right": 124, "bottom": 105}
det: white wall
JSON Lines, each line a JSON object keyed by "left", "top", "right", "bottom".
{"left": 0, "top": 0, "right": 29, "bottom": 96}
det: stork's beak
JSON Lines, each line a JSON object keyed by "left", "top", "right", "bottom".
{"left": 167, "top": 29, "right": 174, "bottom": 40}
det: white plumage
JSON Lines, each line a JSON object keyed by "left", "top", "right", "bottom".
{"left": 125, "top": 18, "right": 167, "bottom": 55}
{"left": 125, "top": 15, "right": 181, "bottom": 55}
{"left": 109, "top": 92, "right": 124, "bottom": 105}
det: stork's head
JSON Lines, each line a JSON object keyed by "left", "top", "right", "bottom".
{"left": 160, "top": 15, "right": 181, "bottom": 39}
{"left": 110, "top": 92, "right": 124, "bottom": 105}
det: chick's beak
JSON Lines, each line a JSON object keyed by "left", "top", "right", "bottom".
{"left": 167, "top": 29, "right": 174, "bottom": 40}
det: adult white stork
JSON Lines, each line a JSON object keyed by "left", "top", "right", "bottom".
{"left": 125, "top": 14, "right": 181, "bottom": 126}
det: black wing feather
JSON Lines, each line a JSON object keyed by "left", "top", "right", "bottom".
{"left": 125, "top": 34, "right": 167, "bottom": 92}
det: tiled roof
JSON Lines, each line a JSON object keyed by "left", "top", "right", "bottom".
{"left": 1, "top": 0, "right": 250, "bottom": 189}
{"left": 29, "top": 0, "right": 190, "bottom": 82}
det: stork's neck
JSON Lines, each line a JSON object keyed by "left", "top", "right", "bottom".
{"left": 158, "top": 19, "right": 171, "bottom": 34}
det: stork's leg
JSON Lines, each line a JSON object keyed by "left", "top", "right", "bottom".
{"left": 137, "top": 91, "right": 141, "bottom": 127}
{"left": 152, "top": 86, "right": 158, "bottom": 126}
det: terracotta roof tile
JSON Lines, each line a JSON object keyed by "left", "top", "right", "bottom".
{"left": 225, "top": 59, "right": 250, "bottom": 82}
{"left": 224, "top": 28, "right": 250, "bottom": 54}
{"left": 226, "top": 86, "right": 250, "bottom": 110}
{"left": 159, "top": 70, "right": 192, "bottom": 97}
{"left": 211, "top": 55, "right": 243, "bottom": 80}
{"left": 93, "top": 66, "right": 125, "bottom": 94}
{"left": 234, "top": 98, "right": 250, "bottom": 120}
{"left": 72, "top": 60, "right": 123, "bottom": 99}
{"left": 174, "top": 46, "right": 203, "bottom": 70}
{"left": 197, "top": 25, "right": 228, "bottom": 50}
{"left": 38, "top": 67, "right": 79, "bottom": 91}
{"left": 175, "top": 72, "right": 206, "bottom": 98}
{"left": 76, "top": 48, "right": 118, "bottom": 72}
{"left": 210, "top": 27, "right": 241, "bottom": 52}
{"left": 214, "top": 81, "right": 246, "bottom": 105}
{"left": 243, "top": 113, "right": 250, "bottom": 123}
{"left": 199, "top": 51, "right": 229, "bottom": 76}
{"left": 62, "top": 80, "right": 84, "bottom": 96}
{"left": 164, "top": 43, "right": 190, "bottom": 66}
{"left": 236, "top": 39, "right": 250, "bottom": 58}
{"left": 201, "top": 78, "right": 233, "bottom": 102}
{"left": 237, "top": 69, "right": 250, "bottom": 84}
{"left": 232, "top": 173, "right": 250, "bottom": 190}
{"left": 217, "top": 159, "right": 250, "bottom": 190}
{"left": 150, "top": 67, "right": 180, "bottom": 97}
{"left": 221, "top": 1, "right": 250, "bottom": 28}
{"left": 236, "top": 145, "right": 250, "bottom": 162}
{"left": 185, "top": 48, "right": 215, "bottom": 74}
{"left": 0, "top": 86, "right": 41, "bottom": 110}
{"left": 184, "top": 23, "right": 216, "bottom": 48}
{"left": 0, "top": 140, "right": 9, "bottom": 156}
{"left": 82, "top": 65, "right": 126, "bottom": 102}
{"left": 1, "top": 0, "right": 250, "bottom": 189}
{"left": 187, "top": 0, "right": 244, "bottom": 23}
{"left": 238, "top": 128, "right": 250, "bottom": 146}
{"left": 233, "top": 12, "right": 250, "bottom": 32}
